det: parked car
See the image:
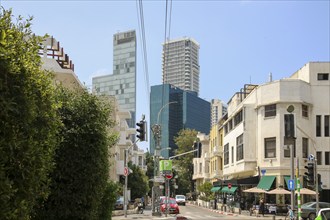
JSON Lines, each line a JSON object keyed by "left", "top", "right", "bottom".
{"left": 301, "top": 202, "right": 330, "bottom": 220}
{"left": 160, "top": 198, "right": 180, "bottom": 214}
{"left": 114, "top": 196, "right": 124, "bottom": 210}
{"left": 315, "top": 208, "right": 330, "bottom": 220}
{"left": 175, "top": 195, "right": 186, "bottom": 206}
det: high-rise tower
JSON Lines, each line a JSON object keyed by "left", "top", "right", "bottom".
{"left": 92, "top": 30, "right": 136, "bottom": 128}
{"left": 162, "top": 37, "right": 200, "bottom": 96}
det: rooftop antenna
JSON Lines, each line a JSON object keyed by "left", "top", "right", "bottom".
{"left": 269, "top": 72, "right": 273, "bottom": 82}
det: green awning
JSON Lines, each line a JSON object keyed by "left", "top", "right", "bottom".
{"left": 221, "top": 186, "right": 229, "bottom": 193}
{"left": 221, "top": 186, "right": 238, "bottom": 194}
{"left": 211, "top": 186, "right": 221, "bottom": 192}
{"left": 228, "top": 186, "right": 238, "bottom": 194}
{"left": 257, "top": 176, "right": 276, "bottom": 190}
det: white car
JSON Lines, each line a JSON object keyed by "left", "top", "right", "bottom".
{"left": 315, "top": 208, "right": 330, "bottom": 220}
{"left": 175, "top": 195, "right": 186, "bottom": 206}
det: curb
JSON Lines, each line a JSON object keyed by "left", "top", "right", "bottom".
{"left": 187, "top": 202, "right": 239, "bottom": 217}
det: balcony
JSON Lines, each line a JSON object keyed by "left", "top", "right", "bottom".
{"left": 211, "top": 170, "right": 222, "bottom": 179}
{"left": 213, "top": 146, "right": 222, "bottom": 157}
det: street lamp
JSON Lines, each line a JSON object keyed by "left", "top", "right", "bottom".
{"left": 151, "top": 101, "right": 177, "bottom": 216}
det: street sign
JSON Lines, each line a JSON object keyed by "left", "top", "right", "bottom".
{"left": 154, "top": 175, "right": 165, "bottom": 183}
{"left": 159, "top": 160, "right": 172, "bottom": 172}
{"left": 261, "top": 169, "right": 266, "bottom": 176}
{"left": 124, "top": 167, "right": 128, "bottom": 176}
{"left": 165, "top": 174, "right": 173, "bottom": 180}
{"left": 288, "top": 179, "right": 295, "bottom": 190}
{"left": 228, "top": 183, "right": 232, "bottom": 189}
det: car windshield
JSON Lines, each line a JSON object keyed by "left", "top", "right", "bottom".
{"left": 176, "top": 196, "right": 185, "bottom": 199}
{"left": 302, "top": 202, "right": 315, "bottom": 208}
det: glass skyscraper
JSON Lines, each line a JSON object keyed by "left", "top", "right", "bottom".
{"left": 92, "top": 30, "right": 136, "bottom": 128}
{"left": 150, "top": 84, "right": 210, "bottom": 158}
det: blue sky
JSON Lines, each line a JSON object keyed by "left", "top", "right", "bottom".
{"left": 2, "top": 0, "right": 329, "bottom": 151}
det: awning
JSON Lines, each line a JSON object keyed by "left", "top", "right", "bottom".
{"left": 211, "top": 186, "right": 221, "bottom": 192}
{"left": 221, "top": 186, "right": 238, "bottom": 194}
{"left": 257, "top": 176, "right": 276, "bottom": 191}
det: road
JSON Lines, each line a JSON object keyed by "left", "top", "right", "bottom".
{"left": 112, "top": 203, "right": 282, "bottom": 220}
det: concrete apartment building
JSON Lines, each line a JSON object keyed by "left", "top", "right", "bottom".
{"left": 192, "top": 132, "right": 210, "bottom": 191}
{"left": 193, "top": 62, "right": 330, "bottom": 202}
{"left": 162, "top": 37, "right": 200, "bottom": 96}
{"left": 39, "top": 37, "right": 84, "bottom": 91}
{"left": 211, "top": 99, "right": 227, "bottom": 127}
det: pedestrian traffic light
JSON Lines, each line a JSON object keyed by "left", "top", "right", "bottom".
{"left": 197, "top": 142, "right": 202, "bottom": 158}
{"left": 284, "top": 114, "right": 295, "bottom": 138}
{"left": 136, "top": 120, "right": 146, "bottom": 141}
{"left": 304, "top": 162, "right": 315, "bottom": 186}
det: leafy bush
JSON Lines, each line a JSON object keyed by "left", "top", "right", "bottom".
{"left": 0, "top": 8, "right": 60, "bottom": 220}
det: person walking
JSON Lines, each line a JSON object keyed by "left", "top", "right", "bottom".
{"left": 259, "top": 198, "right": 265, "bottom": 217}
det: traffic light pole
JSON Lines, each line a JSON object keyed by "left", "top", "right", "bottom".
{"left": 124, "top": 139, "right": 139, "bottom": 218}
{"left": 290, "top": 143, "right": 295, "bottom": 212}
{"left": 315, "top": 158, "right": 319, "bottom": 214}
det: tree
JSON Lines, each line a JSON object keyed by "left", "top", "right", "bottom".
{"left": 197, "top": 182, "right": 214, "bottom": 202}
{"left": 127, "top": 162, "right": 149, "bottom": 200}
{"left": 145, "top": 151, "right": 154, "bottom": 197}
{"left": 35, "top": 88, "right": 117, "bottom": 220}
{"left": 173, "top": 129, "right": 198, "bottom": 196}
{"left": 0, "top": 8, "right": 61, "bottom": 220}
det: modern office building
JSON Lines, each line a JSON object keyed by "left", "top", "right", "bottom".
{"left": 150, "top": 84, "right": 210, "bottom": 158}
{"left": 92, "top": 30, "right": 136, "bottom": 128}
{"left": 162, "top": 37, "right": 200, "bottom": 96}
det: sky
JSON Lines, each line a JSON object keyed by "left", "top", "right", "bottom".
{"left": 2, "top": 0, "right": 329, "bottom": 151}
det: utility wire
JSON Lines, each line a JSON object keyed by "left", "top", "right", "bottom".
{"left": 161, "top": 0, "right": 173, "bottom": 125}
{"left": 136, "top": 0, "right": 150, "bottom": 109}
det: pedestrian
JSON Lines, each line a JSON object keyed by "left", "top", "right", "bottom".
{"left": 141, "top": 196, "right": 145, "bottom": 208}
{"left": 259, "top": 198, "right": 265, "bottom": 217}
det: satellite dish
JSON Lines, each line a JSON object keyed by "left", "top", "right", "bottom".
{"left": 287, "top": 105, "right": 295, "bottom": 113}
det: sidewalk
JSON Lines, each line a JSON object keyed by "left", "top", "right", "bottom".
{"left": 112, "top": 203, "right": 288, "bottom": 220}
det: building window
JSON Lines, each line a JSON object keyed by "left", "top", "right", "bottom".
{"left": 224, "top": 144, "right": 229, "bottom": 165}
{"left": 302, "top": 138, "right": 308, "bottom": 158}
{"left": 234, "top": 110, "right": 243, "bottom": 126}
{"left": 199, "top": 162, "right": 202, "bottom": 173}
{"left": 265, "top": 137, "right": 276, "bottom": 158}
{"left": 224, "top": 124, "right": 228, "bottom": 134}
{"left": 284, "top": 142, "right": 296, "bottom": 158}
{"left": 325, "top": 115, "right": 329, "bottom": 137}
{"left": 228, "top": 119, "right": 233, "bottom": 131}
{"left": 302, "top": 104, "right": 308, "bottom": 117}
{"left": 231, "top": 146, "right": 234, "bottom": 163}
{"left": 316, "top": 115, "right": 321, "bottom": 137}
{"left": 325, "top": 152, "right": 330, "bottom": 165}
{"left": 265, "top": 104, "right": 276, "bottom": 117}
{"left": 236, "top": 134, "right": 244, "bottom": 161}
{"left": 317, "top": 73, "right": 329, "bottom": 80}
{"left": 317, "top": 151, "right": 322, "bottom": 165}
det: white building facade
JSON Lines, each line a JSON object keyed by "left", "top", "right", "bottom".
{"left": 222, "top": 62, "right": 330, "bottom": 201}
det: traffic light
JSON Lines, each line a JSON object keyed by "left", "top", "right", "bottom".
{"left": 198, "top": 142, "right": 202, "bottom": 158}
{"left": 136, "top": 120, "right": 146, "bottom": 141}
{"left": 284, "top": 114, "right": 295, "bottom": 138}
{"left": 304, "top": 162, "right": 315, "bottom": 187}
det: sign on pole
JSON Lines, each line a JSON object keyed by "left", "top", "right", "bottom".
{"left": 124, "top": 167, "right": 128, "bottom": 176}
{"left": 288, "top": 179, "right": 295, "bottom": 191}
{"left": 159, "top": 160, "right": 172, "bottom": 175}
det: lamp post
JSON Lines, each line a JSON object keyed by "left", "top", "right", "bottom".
{"left": 151, "top": 101, "right": 177, "bottom": 216}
